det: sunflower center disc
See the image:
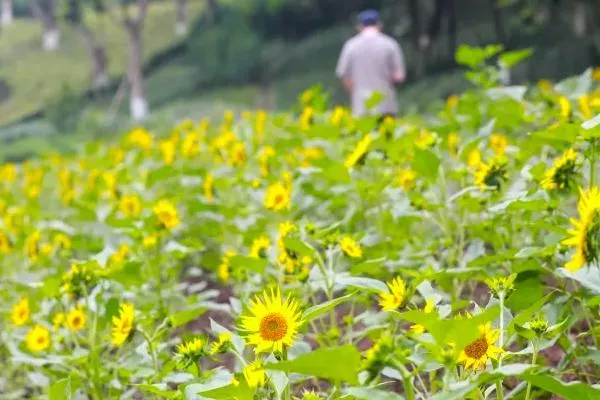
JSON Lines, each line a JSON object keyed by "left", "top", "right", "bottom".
{"left": 464, "top": 336, "right": 488, "bottom": 359}
{"left": 259, "top": 312, "right": 288, "bottom": 341}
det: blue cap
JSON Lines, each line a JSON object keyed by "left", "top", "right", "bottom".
{"left": 358, "top": 9, "right": 380, "bottom": 26}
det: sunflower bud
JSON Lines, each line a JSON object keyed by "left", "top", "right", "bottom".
{"left": 485, "top": 273, "right": 517, "bottom": 299}
{"left": 528, "top": 317, "right": 549, "bottom": 337}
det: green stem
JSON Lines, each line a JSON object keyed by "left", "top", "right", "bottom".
{"left": 496, "top": 292, "right": 505, "bottom": 400}
{"left": 282, "top": 347, "right": 291, "bottom": 400}
{"left": 139, "top": 328, "right": 159, "bottom": 377}
{"left": 524, "top": 341, "right": 538, "bottom": 400}
{"left": 393, "top": 360, "right": 416, "bottom": 400}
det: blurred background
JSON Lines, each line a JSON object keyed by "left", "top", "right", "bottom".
{"left": 0, "top": 0, "right": 598, "bottom": 161}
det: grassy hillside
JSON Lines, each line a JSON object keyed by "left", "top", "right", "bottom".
{"left": 0, "top": 1, "right": 204, "bottom": 125}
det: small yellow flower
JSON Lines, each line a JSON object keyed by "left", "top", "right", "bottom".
{"left": 243, "top": 360, "right": 266, "bottom": 388}
{"left": 210, "top": 332, "right": 232, "bottom": 355}
{"left": 339, "top": 236, "right": 362, "bottom": 258}
{"left": 562, "top": 187, "right": 600, "bottom": 271}
{"left": 579, "top": 95, "right": 592, "bottom": 120}
{"left": 378, "top": 277, "right": 406, "bottom": 312}
{"left": 52, "top": 313, "right": 65, "bottom": 330}
{"left": 448, "top": 133, "right": 460, "bottom": 155}
{"left": 112, "top": 303, "right": 134, "bottom": 346}
{"left": 53, "top": 233, "right": 71, "bottom": 251}
{"left": 26, "top": 325, "right": 51, "bottom": 352}
{"left": 177, "top": 337, "right": 206, "bottom": 357}
{"left": 559, "top": 96, "right": 571, "bottom": 119}
{"left": 218, "top": 250, "right": 236, "bottom": 282}
{"left": 489, "top": 133, "right": 508, "bottom": 156}
{"left": 239, "top": 288, "right": 303, "bottom": 354}
{"left": 229, "top": 142, "right": 247, "bottom": 167}
{"left": 474, "top": 160, "right": 507, "bottom": 190}
{"left": 458, "top": 322, "right": 504, "bottom": 370}
{"left": 143, "top": 233, "right": 159, "bottom": 248}
{"left": 153, "top": 199, "right": 180, "bottom": 230}
{"left": 593, "top": 67, "right": 600, "bottom": 81}
{"left": 181, "top": 132, "right": 202, "bottom": 158}
{"left": 127, "top": 127, "right": 153, "bottom": 151}
{"left": 264, "top": 182, "right": 291, "bottom": 211}
{"left": 160, "top": 139, "right": 177, "bottom": 165}
{"left": 344, "top": 134, "right": 372, "bottom": 168}
{"left": 300, "top": 107, "right": 314, "bottom": 131}
{"left": 446, "top": 95, "right": 459, "bottom": 108}
{"left": 250, "top": 236, "right": 270, "bottom": 258}
{"left": 415, "top": 129, "right": 436, "bottom": 149}
{"left": 11, "top": 298, "right": 29, "bottom": 326}
{"left": 119, "top": 194, "right": 142, "bottom": 218}
{"left": 467, "top": 149, "right": 482, "bottom": 168}
{"left": 0, "top": 231, "right": 12, "bottom": 254}
{"left": 541, "top": 148, "right": 579, "bottom": 191}
{"left": 537, "top": 79, "right": 553, "bottom": 91}
{"left": 109, "top": 243, "right": 130, "bottom": 265}
{"left": 398, "top": 168, "right": 416, "bottom": 191}
{"left": 204, "top": 174, "right": 214, "bottom": 202}
{"left": 66, "top": 306, "right": 86, "bottom": 331}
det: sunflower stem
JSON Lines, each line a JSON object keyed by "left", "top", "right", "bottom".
{"left": 524, "top": 341, "right": 538, "bottom": 400}
{"left": 282, "top": 347, "right": 291, "bottom": 400}
{"left": 496, "top": 292, "right": 505, "bottom": 400}
{"left": 392, "top": 360, "right": 416, "bottom": 400}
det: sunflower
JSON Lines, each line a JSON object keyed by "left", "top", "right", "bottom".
{"left": 160, "top": 139, "right": 176, "bottom": 165}
{"left": 112, "top": 303, "right": 134, "bottom": 346}
{"left": 467, "top": 149, "right": 482, "bottom": 168}
{"left": 474, "top": 160, "right": 507, "bottom": 190}
{"left": 344, "top": 134, "right": 372, "bottom": 168}
{"left": 11, "top": 297, "right": 29, "bottom": 326}
{"left": 218, "top": 250, "right": 236, "bottom": 282}
{"left": 264, "top": 182, "right": 291, "bottom": 211}
{"left": 250, "top": 236, "right": 270, "bottom": 258}
{"left": 204, "top": 174, "right": 214, "bottom": 202}
{"left": 397, "top": 168, "right": 416, "bottom": 191}
{"left": 559, "top": 96, "right": 571, "bottom": 119}
{"left": 458, "top": 322, "right": 503, "bottom": 370}
{"left": 562, "top": 187, "right": 600, "bottom": 271}
{"left": 66, "top": 306, "right": 86, "bottom": 331}
{"left": 414, "top": 129, "right": 436, "bottom": 149}
{"left": 119, "top": 195, "right": 141, "bottom": 218}
{"left": 378, "top": 277, "right": 407, "bottom": 312}
{"left": 448, "top": 133, "right": 460, "bottom": 155}
{"left": 339, "top": 236, "right": 363, "bottom": 258}
{"left": 210, "top": 332, "right": 232, "bottom": 355}
{"left": 0, "top": 230, "right": 11, "bottom": 254}
{"left": 52, "top": 312, "right": 65, "bottom": 330}
{"left": 153, "top": 199, "right": 180, "bottom": 230}
{"left": 541, "top": 148, "right": 579, "bottom": 191}
{"left": 243, "top": 360, "right": 266, "bottom": 388}
{"left": 489, "top": 134, "right": 508, "bottom": 156}
{"left": 26, "top": 325, "right": 51, "bottom": 352}
{"left": 127, "top": 127, "right": 153, "bottom": 151}
{"left": 580, "top": 95, "right": 592, "bottom": 120}
{"left": 177, "top": 337, "right": 206, "bottom": 358}
{"left": 239, "top": 288, "right": 303, "bottom": 354}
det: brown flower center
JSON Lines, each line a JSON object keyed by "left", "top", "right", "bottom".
{"left": 37, "top": 336, "right": 46, "bottom": 344}
{"left": 464, "top": 336, "right": 488, "bottom": 359}
{"left": 72, "top": 316, "right": 81, "bottom": 327}
{"left": 259, "top": 313, "right": 288, "bottom": 341}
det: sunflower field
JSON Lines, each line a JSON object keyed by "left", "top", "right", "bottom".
{"left": 3, "top": 46, "right": 600, "bottom": 400}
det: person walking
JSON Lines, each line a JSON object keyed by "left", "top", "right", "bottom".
{"left": 335, "top": 9, "right": 406, "bottom": 119}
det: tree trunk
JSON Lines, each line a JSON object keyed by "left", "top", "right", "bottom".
{"left": 489, "top": 0, "right": 507, "bottom": 45}
{"left": 1, "top": 0, "right": 13, "bottom": 27}
{"left": 175, "top": 0, "right": 187, "bottom": 35}
{"left": 126, "top": 24, "right": 147, "bottom": 121}
{"left": 78, "top": 24, "right": 109, "bottom": 90}
{"left": 29, "top": 0, "right": 60, "bottom": 51}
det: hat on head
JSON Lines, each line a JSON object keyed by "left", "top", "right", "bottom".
{"left": 357, "top": 9, "right": 380, "bottom": 26}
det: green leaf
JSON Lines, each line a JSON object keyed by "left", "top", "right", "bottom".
{"left": 412, "top": 148, "right": 440, "bottom": 181}
{"left": 519, "top": 372, "right": 600, "bottom": 400}
{"left": 283, "top": 237, "right": 316, "bottom": 259}
{"left": 136, "top": 383, "right": 180, "bottom": 399}
{"left": 336, "top": 276, "right": 387, "bottom": 292}
{"left": 49, "top": 376, "right": 77, "bottom": 400}
{"left": 320, "top": 162, "right": 351, "bottom": 183}
{"left": 345, "top": 387, "right": 404, "bottom": 400}
{"left": 505, "top": 272, "right": 544, "bottom": 311}
{"left": 499, "top": 48, "right": 533, "bottom": 68}
{"left": 110, "top": 261, "right": 143, "bottom": 288}
{"left": 229, "top": 255, "right": 268, "bottom": 273}
{"left": 365, "top": 91, "right": 384, "bottom": 111}
{"left": 509, "top": 291, "right": 556, "bottom": 334}
{"left": 197, "top": 381, "right": 254, "bottom": 400}
{"left": 302, "top": 292, "right": 356, "bottom": 322}
{"left": 265, "top": 345, "right": 361, "bottom": 385}
{"left": 396, "top": 306, "right": 500, "bottom": 353}
{"left": 169, "top": 306, "right": 208, "bottom": 328}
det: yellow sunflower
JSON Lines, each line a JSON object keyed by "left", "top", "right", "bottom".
{"left": 541, "top": 148, "right": 579, "bottom": 191}
{"left": 204, "top": 174, "right": 214, "bottom": 202}
{"left": 239, "top": 288, "right": 303, "bottom": 354}
{"left": 66, "top": 306, "right": 86, "bottom": 331}
{"left": 458, "top": 322, "right": 503, "bottom": 370}
{"left": 397, "top": 168, "right": 416, "bottom": 191}
{"left": 250, "top": 236, "right": 270, "bottom": 258}
{"left": 378, "top": 277, "right": 407, "bottom": 312}
{"left": 26, "top": 325, "right": 51, "bottom": 352}
{"left": 112, "top": 303, "right": 134, "bottom": 346}
{"left": 153, "top": 199, "right": 180, "bottom": 230}
{"left": 177, "top": 337, "right": 206, "bottom": 357}
{"left": 210, "top": 332, "right": 232, "bottom": 355}
{"left": 243, "top": 360, "right": 266, "bottom": 388}
{"left": 467, "top": 149, "right": 482, "bottom": 168}
{"left": 119, "top": 194, "right": 141, "bottom": 218}
{"left": 264, "top": 182, "right": 291, "bottom": 211}
{"left": 562, "top": 187, "right": 600, "bottom": 271}
{"left": 11, "top": 297, "right": 29, "bottom": 326}
{"left": 474, "top": 160, "right": 507, "bottom": 190}
{"left": 344, "top": 134, "right": 372, "bottom": 168}
{"left": 489, "top": 134, "right": 508, "bottom": 156}
{"left": 218, "top": 250, "right": 236, "bottom": 282}
{"left": 339, "top": 236, "right": 363, "bottom": 258}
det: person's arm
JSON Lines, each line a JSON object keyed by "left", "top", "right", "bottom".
{"left": 336, "top": 41, "right": 352, "bottom": 93}
{"left": 390, "top": 41, "right": 406, "bottom": 85}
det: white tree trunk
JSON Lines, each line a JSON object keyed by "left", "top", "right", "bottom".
{"left": 42, "top": 28, "right": 60, "bottom": 51}
{"left": 1, "top": 0, "right": 13, "bottom": 27}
